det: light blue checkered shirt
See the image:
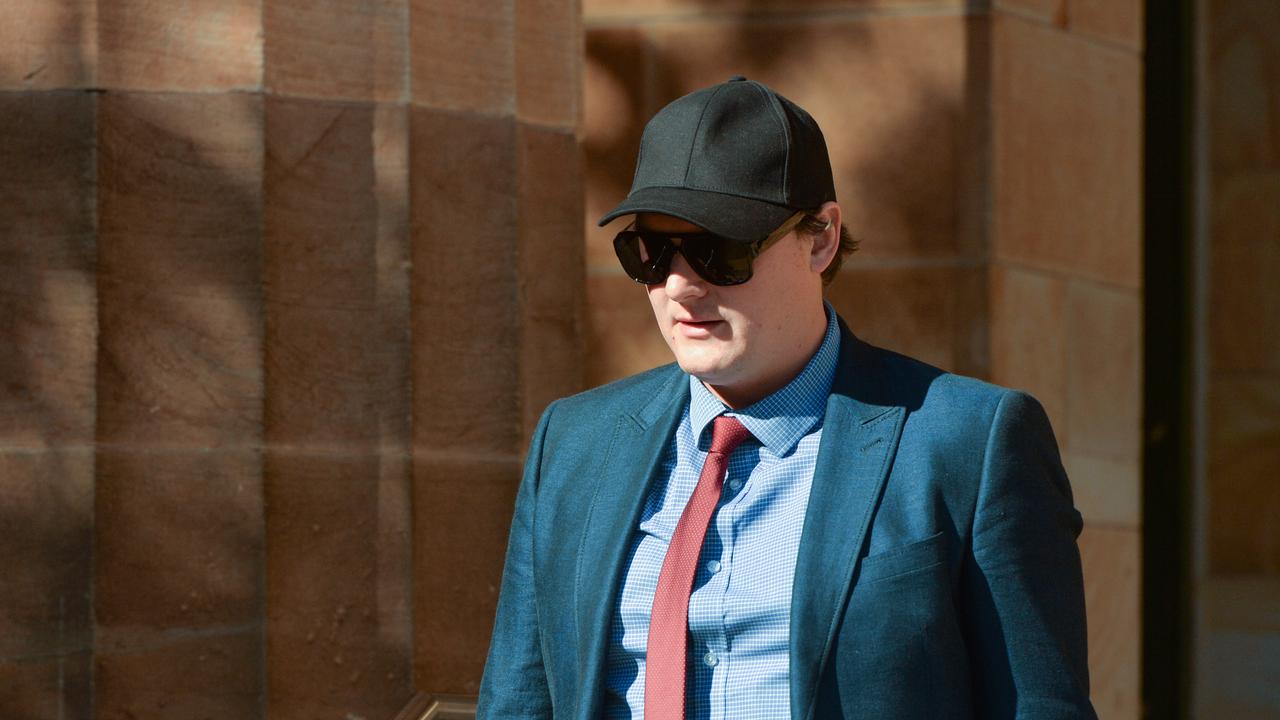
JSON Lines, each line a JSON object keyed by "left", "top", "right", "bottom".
{"left": 603, "top": 304, "right": 841, "bottom": 720}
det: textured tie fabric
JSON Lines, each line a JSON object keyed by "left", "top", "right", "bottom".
{"left": 644, "top": 415, "right": 754, "bottom": 720}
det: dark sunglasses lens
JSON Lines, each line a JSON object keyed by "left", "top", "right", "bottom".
{"left": 613, "top": 230, "right": 757, "bottom": 286}
{"left": 613, "top": 231, "right": 670, "bottom": 283}
{"left": 681, "top": 237, "right": 754, "bottom": 285}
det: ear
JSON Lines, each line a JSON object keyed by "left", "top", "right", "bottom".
{"left": 808, "top": 201, "right": 842, "bottom": 275}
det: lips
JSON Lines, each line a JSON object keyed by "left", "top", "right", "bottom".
{"left": 673, "top": 317, "right": 723, "bottom": 339}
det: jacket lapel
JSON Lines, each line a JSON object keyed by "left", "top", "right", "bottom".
{"left": 789, "top": 325, "right": 907, "bottom": 720}
{"left": 573, "top": 367, "right": 688, "bottom": 720}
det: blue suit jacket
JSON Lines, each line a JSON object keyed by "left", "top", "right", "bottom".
{"left": 478, "top": 319, "right": 1097, "bottom": 719}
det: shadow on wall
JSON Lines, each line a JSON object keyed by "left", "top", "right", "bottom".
{"left": 2, "top": 4, "right": 417, "bottom": 717}
{"left": 2, "top": 7, "right": 99, "bottom": 717}
{"left": 582, "top": 1, "right": 990, "bottom": 384}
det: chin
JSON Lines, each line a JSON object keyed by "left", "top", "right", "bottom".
{"left": 670, "top": 347, "right": 739, "bottom": 385}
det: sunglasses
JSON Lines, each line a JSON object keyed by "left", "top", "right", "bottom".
{"left": 612, "top": 212, "right": 810, "bottom": 287}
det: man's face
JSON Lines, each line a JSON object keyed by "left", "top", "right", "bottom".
{"left": 639, "top": 213, "right": 827, "bottom": 405}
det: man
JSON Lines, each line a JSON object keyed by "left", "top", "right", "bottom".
{"left": 478, "top": 76, "right": 1095, "bottom": 719}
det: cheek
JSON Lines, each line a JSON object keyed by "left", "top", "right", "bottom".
{"left": 646, "top": 286, "right": 667, "bottom": 319}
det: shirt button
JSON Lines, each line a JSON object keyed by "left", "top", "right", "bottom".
{"left": 703, "top": 651, "right": 719, "bottom": 667}
{"left": 728, "top": 478, "right": 743, "bottom": 491}
{"left": 706, "top": 560, "right": 721, "bottom": 574}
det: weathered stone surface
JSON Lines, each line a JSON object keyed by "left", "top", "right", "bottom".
{"left": 410, "top": 0, "right": 514, "bottom": 114}
{"left": 265, "top": 0, "right": 408, "bottom": 101}
{"left": 516, "top": 0, "right": 579, "bottom": 127}
{"left": 0, "top": 450, "right": 93, "bottom": 658}
{"left": 94, "top": 450, "right": 263, "bottom": 630}
{"left": 97, "top": 92, "right": 264, "bottom": 448}
{"left": 518, "top": 124, "right": 585, "bottom": 437}
{"left": 0, "top": 91, "right": 97, "bottom": 448}
{"left": 265, "top": 451, "right": 413, "bottom": 720}
{"left": 0, "top": 652, "right": 91, "bottom": 720}
{"left": 1065, "top": 281, "right": 1141, "bottom": 462}
{"left": 0, "top": 0, "right": 95, "bottom": 89}
{"left": 410, "top": 107, "right": 520, "bottom": 452}
{"left": 98, "top": 0, "right": 262, "bottom": 91}
{"left": 992, "top": 13, "right": 1141, "bottom": 288}
{"left": 412, "top": 453, "right": 522, "bottom": 695}
{"left": 95, "top": 631, "right": 262, "bottom": 720}
{"left": 989, "top": 263, "right": 1067, "bottom": 443}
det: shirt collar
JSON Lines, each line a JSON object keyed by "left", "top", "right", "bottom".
{"left": 689, "top": 302, "right": 841, "bottom": 457}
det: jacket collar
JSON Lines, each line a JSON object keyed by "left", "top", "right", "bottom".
{"left": 573, "top": 365, "right": 688, "bottom": 720}
{"left": 788, "top": 318, "right": 907, "bottom": 720}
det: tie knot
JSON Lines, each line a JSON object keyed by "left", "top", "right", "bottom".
{"left": 708, "top": 415, "right": 752, "bottom": 456}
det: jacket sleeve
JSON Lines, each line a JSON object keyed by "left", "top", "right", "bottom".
{"left": 476, "top": 402, "right": 557, "bottom": 720}
{"left": 960, "top": 390, "right": 1098, "bottom": 719}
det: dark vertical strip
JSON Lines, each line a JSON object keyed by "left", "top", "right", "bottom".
{"left": 1142, "top": 0, "right": 1195, "bottom": 717}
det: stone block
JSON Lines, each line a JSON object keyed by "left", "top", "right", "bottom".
{"left": 584, "top": 27, "right": 651, "bottom": 272}
{"left": 98, "top": 0, "right": 261, "bottom": 91}
{"left": 98, "top": 93, "right": 264, "bottom": 272}
{"left": 1062, "top": 452, "right": 1139, "bottom": 529}
{"left": 993, "top": 0, "right": 1059, "bottom": 22}
{"left": 412, "top": 453, "right": 523, "bottom": 694}
{"left": 410, "top": 0, "right": 514, "bottom": 115}
{"left": 0, "top": 652, "right": 91, "bottom": 720}
{"left": 518, "top": 124, "right": 585, "bottom": 437}
{"left": 646, "top": 13, "right": 986, "bottom": 260}
{"left": 585, "top": 272, "right": 672, "bottom": 388}
{"left": 1207, "top": 0, "right": 1280, "bottom": 174}
{"left": 265, "top": 302, "right": 389, "bottom": 448}
{"left": 516, "top": 0, "right": 579, "bottom": 127}
{"left": 95, "top": 631, "right": 262, "bottom": 720}
{"left": 94, "top": 450, "right": 263, "bottom": 630}
{"left": 1067, "top": 0, "right": 1143, "bottom": 51}
{"left": 96, "top": 92, "right": 263, "bottom": 448}
{"left": 989, "top": 263, "right": 1067, "bottom": 442}
{"left": 1078, "top": 525, "right": 1140, "bottom": 720}
{"left": 410, "top": 108, "right": 520, "bottom": 452}
{"left": 0, "top": 91, "right": 95, "bottom": 237}
{"left": 0, "top": 450, "right": 93, "bottom": 658}
{"left": 265, "top": 0, "right": 408, "bottom": 101}
{"left": 265, "top": 451, "right": 413, "bottom": 720}
{"left": 584, "top": 0, "right": 962, "bottom": 21}
{"left": 1203, "top": 575, "right": 1280, "bottom": 634}
{"left": 1208, "top": 375, "right": 1280, "bottom": 574}
{"left": 96, "top": 286, "right": 265, "bottom": 447}
{"left": 1210, "top": 173, "right": 1280, "bottom": 373}
{"left": 0, "top": 0, "right": 95, "bottom": 88}
{"left": 0, "top": 92, "right": 97, "bottom": 447}
{"left": 826, "top": 264, "right": 986, "bottom": 375}
{"left": 265, "top": 98, "right": 390, "bottom": 449}
{"left": 992, "top": 13, "right": 1141, "bottom": 288}
{"left": 1065, "top": 281, "right": 1140, "bottom": 462}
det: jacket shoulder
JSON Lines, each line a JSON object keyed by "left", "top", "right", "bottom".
{"left": 865, "top": 340, "right": 1043, "bottom": 423}
{"left": 548, "top": 362, "right": 684, "bottom": 424}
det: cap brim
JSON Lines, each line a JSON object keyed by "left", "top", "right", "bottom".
{"left": 597, "top": 186, "right": 796, "bottom": 243}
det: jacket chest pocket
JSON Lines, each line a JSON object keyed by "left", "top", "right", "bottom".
{"left": 855, "top": 530, "right": 946, "bottom": 585}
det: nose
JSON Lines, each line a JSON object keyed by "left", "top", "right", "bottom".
{"left": 662, "top": 247, "right": 708, "bottom": 301}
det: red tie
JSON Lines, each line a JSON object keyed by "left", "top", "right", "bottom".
{"left": 644, "top": 415, "right": 753, "bottom": 720}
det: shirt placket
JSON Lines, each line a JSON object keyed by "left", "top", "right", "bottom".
{"left": 689, "top": 449, "right": 752, "bottom": 720}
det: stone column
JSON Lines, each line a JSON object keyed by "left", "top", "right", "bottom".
{"left": 0, "top": 0, "right": 584, "bottom": 717}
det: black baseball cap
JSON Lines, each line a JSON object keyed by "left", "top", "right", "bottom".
{"left": 598, "top": 75, "right": 837, "bottom": 243}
